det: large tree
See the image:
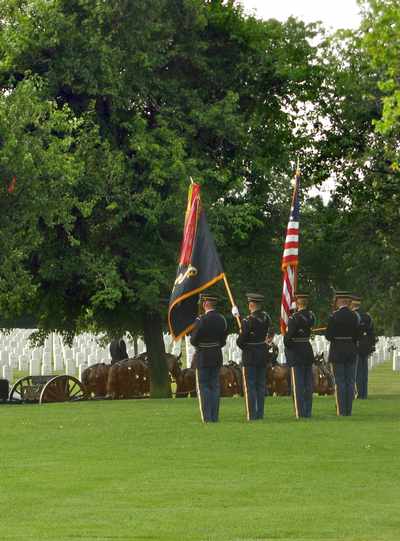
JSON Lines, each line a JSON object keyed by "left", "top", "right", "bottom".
{"left": 297, "top": 1, "right": 400, "bottom": 334}
{"left": 0, "top": 0, "right": 324, "bottom": 394}
{"left": 360, "top": 0, "right": 400, "bottom": 167}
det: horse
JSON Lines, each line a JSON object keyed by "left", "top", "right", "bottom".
{"left": 267, "top": 363, "right": 291, "bottom": 396}
{"left": 219, "top": 365, "right": 241, "bottom": 397}
{"left": 106, "top": 357, "right": 149, "bottom": 399}
{"left": 81, "top": 362, "right": 110, "bottom": 398}
{"left": 312, "top": 353, "right": 335, "bottom": 395}
{"left": 227, "top": 361, "right": 243, "bottom": 396}
{"left": 175, "top": 368, "right": 197, "bottom": 398}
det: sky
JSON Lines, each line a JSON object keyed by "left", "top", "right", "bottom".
{"left": 240, "top": 1, "right": 363, "bottom": 202}
{"left": 240, "top": 0, "right": 362, "bottom": 30}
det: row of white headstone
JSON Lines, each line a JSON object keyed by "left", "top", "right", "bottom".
{"left": 181, "top": 334, "right": 400, "bottom": 370}
{"left": 0, "top": 329, "right": 398, "bottom": 382}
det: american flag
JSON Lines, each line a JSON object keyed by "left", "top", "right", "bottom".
{"left": 280, "top": 170, "right": 300, "bottom": 334}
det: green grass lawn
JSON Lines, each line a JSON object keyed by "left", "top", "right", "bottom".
{"left": 1, "top": 362, "right": 399, "bottom": 541}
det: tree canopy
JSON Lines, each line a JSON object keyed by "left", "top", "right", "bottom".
{"left": 0, "top": 0, "right": 399, "bottom": 376}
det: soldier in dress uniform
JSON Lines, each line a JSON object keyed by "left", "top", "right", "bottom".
{"left": 190, "top": 293, "right": 228, "bottom": 423}
{"left": 236, "top": 293, "right": 271, "bottom": 421}
{"left": 351, "top": 295, "right": 376, "bottom": 399}
{"left": 109, "top": 338, "right": 128, "bottom": 364}
{"left": 325, "top": 291, "right": 361, "bottom": 416}
{"left": 284, "top": 293, "right": 315, "bottom": 418}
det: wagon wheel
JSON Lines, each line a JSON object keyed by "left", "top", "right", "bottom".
{"left": 39, "top": 375, "right": 87, "bottom": 404}
{"left": 9, "top": 376, "right": 37, "bottom": 403}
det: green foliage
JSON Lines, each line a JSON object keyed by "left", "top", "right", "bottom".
{"left": 0, "top": 0, "right": 323, "bottom": 340}
{"left": 298, "top": 5, "right": 400, "bottom": 332}
{"left": 3, "top": 0, "right": 398, "bottom": 338}
{"left": 360, "top": 0, "right": 400, "bottom": 162}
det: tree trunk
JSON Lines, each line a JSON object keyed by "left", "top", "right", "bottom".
{"left": 143, "top": 311, "right": 171, "bottom": 398}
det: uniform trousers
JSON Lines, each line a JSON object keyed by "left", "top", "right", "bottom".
{"left": 242, "top": 364, "right": 266, "bottom": 420}
{"left": 332, "top": 361, "right": 356, "bottom": 416}
{"left": 196, "top": 366, "right": 220, "bottom": 422}
{"left": 291, "top": 364, "right": 313, "bottom": 418}
{"left": 356, "top": 355, "right": 369, "bottom": 399}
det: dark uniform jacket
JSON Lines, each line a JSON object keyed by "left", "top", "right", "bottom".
{"left": 190, "top": 310, "right": 228, "bottom": 368}
{"left": 325, "top": 306, "right": 360, "bottom": 364}
{"left": 355, "top": 309, "right": 376, "bottom": 357}
{"left": 284, "top": 309, "right": 315, "bottom": 366}
{"left": 237, "top": 310, "right": 271, "bottom": 367}
{"left": 110, "top": 339, "right": 128, "bottom": 364}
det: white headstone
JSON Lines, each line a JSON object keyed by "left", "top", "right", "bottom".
{"left": 29, "top": 358, "right": 41, "bottom": 376}
{"left": 31, "top": 349, "right": 42, "bottom": 362}
{"left": 41, "top": 362, "right": 52, "bottom": 375}
{"left": 137, "top": 338, "right": 146, "bottom": 355}
{"left": 2, "top": 365, "right": 12, "bottom": 381}
{"left": 65, "top": 357, "right": 76, "bottom": 375}
{"left": 185, "top": 336, "right": 194, "bottom": 368}
{"left": 78, "top": 364, "right": 86, "bottom": 381}
{"left": 171, "top": 340, "right": 182, "bottom": 357}
{"left": 18, "top": 358, "right": 29, "bottom": 371}
{"left": 0, "top": 350, "right": 9, "bottom": 364}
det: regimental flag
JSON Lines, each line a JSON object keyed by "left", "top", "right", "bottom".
{"left": 168, "top": 183, "right": 225, "bottom": 340}
{"left": 280, "top": 169, "right": 300, "bottom": 334}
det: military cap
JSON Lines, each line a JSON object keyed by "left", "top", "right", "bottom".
{"left": 199, "top": 293, "right": 218, "bottom": 303}
{"left": 334, "top": 290, "right": 352, "bottom": 299}
{"left": 246, "top": 292, "right": 264, "bottom": 303}
{"left": 352, "top": 294, "right": 362, "bottom": 302}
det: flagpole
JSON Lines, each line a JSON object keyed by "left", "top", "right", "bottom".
{"left": 293, "top": 160, "right": 300, "bottom": 295}
{"left": 223, "top": 274, "right": 242, "bottom": 331}
{"left": 280, "top": 160, "right": 301, "bottom": 334}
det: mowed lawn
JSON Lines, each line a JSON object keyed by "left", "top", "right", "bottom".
{"left": 1, "top": 363, "right": 399, "bottom": 541}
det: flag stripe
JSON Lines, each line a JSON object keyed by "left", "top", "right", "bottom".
{"left": 280, "top": 171, "right": 300, "bottom": 334}
{"left": 283, "top": 244, "right": 298, "bottom": 251}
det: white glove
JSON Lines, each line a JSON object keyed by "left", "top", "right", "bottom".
{"left": 231, "top": 306, "right": 240, "bottom": 318}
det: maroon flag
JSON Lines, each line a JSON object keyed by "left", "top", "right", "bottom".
{"left": 168, "top": 183, "right": 225, "bottom": 340}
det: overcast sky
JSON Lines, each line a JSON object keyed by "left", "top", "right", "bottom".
{"left": 239, "top": 1, "right": 363, "bottom": 201}
{"left": 240, "top": 0, "right": 362, "bottom": 30}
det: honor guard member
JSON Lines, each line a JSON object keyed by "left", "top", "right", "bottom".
{"left": 236, "top": 293, "right": 271, "bottom": 421}
{"left": 109, "top": 338, "right": 128, "bottom": 365}
{"left": 351, "top": 295, "right": 376, "bottom": 399}
{"left": 284, "top": 294, "right": 315, "bottom": 418}
{"left": 190, "top": 294, "right": 228, "bottom": 423}
{"left": 326, "top": 291, "right": 361, "bottom": 416}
